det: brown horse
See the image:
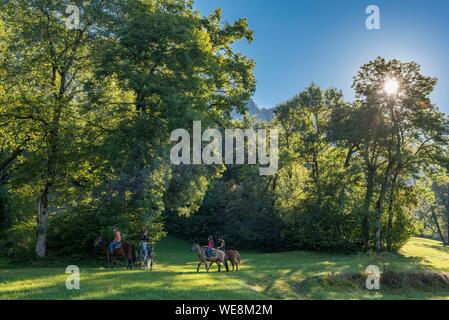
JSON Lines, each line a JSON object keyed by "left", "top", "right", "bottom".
{"left": 191, "top": 244, "right": 229, "bottom": 273}
{"left": 225, "top": 250, "right": 241, "bottom": 271}
{"left": 209, "top": 250, "right": 241, "bottom": 272}
{"left": 94, "top": 236, "right": 136, "bottom": 269}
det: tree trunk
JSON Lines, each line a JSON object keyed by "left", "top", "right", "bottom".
{"left": 312, "top": 152, "right": 321, "bottom": 203}
{"left": 344, "top": 146, "right": 356, "bottom": 169}
{"left": 386, "top": 169, "right": 398, "bottom": 250}
{"left": 374, "top": 159, "right": 395, "bottom": 253}
{"left": 35, "top": 103, "right": 62, "bottom": 258}
{"left": 374, "top": 186, "right": 387, "bottom": 254}
{"left": 431, "top": 206, "right": 446, "bottom": 245}
{"left": 386, "top": 102, "right": 402, "bottom": 251}
{"left": 447, "top": 220, "right": 449, "bottom": 246}
{"left": 362, "top": 168, "right": 375, "bottom": 248}
{"left": 446, "top": 206, "right": 449, "bottom": 245}
{"left": 36, "top": 187, "right": 50, "bottom": 257}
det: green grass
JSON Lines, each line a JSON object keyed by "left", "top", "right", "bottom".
{"left": 1, "top": 237, "right": 449, "bottom": 300}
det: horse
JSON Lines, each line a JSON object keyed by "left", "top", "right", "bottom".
{"left": 208, "top": 250, "right": 241, "bottom": 272}
{"left": 94, "top": 236, "right": 136, "bottom": 269}
{"left": 191, "top": 243, "right": 229, "bottom": 273}
{"left": 225, "top": 250, "right": 241, "bottom": 272}
{"left": 139, "top": 242, "right": 155, "bottom": 271}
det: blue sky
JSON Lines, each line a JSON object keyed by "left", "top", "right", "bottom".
{"left": 194, "top": 0, "right": 449, "bottom": 113}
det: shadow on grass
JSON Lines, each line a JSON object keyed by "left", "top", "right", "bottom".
{"left": 418, "top": 242, "right": 449, "bottom": 255}
{"left": 0, "top": 268, "right": 270, "bottom": 300}
{"left": 1, "top": 237, "right": 447, "bottom": 300}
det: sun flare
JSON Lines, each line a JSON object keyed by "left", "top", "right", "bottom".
{"left": 384, "top": 78, "right": 400, "bottom": 96}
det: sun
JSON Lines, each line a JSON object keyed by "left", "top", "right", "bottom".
{"left": 384, "top": 78, "right": 400, "bottom": 96}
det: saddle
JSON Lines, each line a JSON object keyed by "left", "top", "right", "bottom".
{"left": 205, "top": 248, "right": 218, "bottom": 259}
{"left": 112, "top": 242, "right": 122, "bottom": 250}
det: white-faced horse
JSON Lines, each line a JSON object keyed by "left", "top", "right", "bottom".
{"left": 139, "top": 242, "right": 155, "bottom": 271}
{"left": 191, "top": 243, "right": 229, "bottom": 272}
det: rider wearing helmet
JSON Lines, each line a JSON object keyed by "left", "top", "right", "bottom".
{"left": 141, "top": 230, "right": 150, "bottom": 243}
{"left": 141, "top": 230, "right": 152, "bottom": 256}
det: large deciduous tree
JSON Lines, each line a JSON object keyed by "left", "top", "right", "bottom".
{"left": 0, "top": 0, "right": 112, "bottom": 257}
{"left": 0, "top": 0, "right": 255, "bottom": 257}
{"left": 349, "top": 57, "right": 449, "bottom": 252}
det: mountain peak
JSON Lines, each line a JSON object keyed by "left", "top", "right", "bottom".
{"left": 232, "top": 99, "right": 274, "bottom": 121}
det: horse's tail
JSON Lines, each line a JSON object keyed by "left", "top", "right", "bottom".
{"left": 237, "top": 251, "right": 241, "bottom": 264}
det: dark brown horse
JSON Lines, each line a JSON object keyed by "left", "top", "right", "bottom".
{"left": 225, "top": 250, "right": 241, "bottom": 271}
{"left": 94, "top": 236, "right": 136, "bottom": 269}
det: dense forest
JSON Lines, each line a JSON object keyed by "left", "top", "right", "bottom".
{"left": 1, "top": 0, "right": 448, "bottom": 259}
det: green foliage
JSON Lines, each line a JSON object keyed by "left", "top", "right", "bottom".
{"left": 0, "top": 1, "right": 447, "bottom": 259}
{"left": 0, "top": 219, "right": 36, "bottom": 259}
{"left": 167, "top": 166, "right": 284, "bottom": 251}
{"left": 0, "top": 0, "right": 255, "bottom": 258}
{"left": 167, "top": 73, "right": 447, "bottom": 253}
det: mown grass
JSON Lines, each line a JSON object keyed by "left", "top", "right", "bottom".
{"left": 0, "top": 237, "right": 448, "bottom": 300}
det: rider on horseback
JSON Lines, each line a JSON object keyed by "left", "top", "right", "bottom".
{"left": 140, "top": 230, "right": 155, "bottom": 270}
{"left": 217, "top": 237, "right": 226, "bottom": 251}
{"left": 207, "top": 236, "right": 214, "bottom": 258}
{"left": 108, "top": 227, "right": 122, "bottom": 256}
{"left": 141, "top": 230, "right": 153, "bottom": 254}
{"left": 141, "top": 230, "right": 149, "bottom": 243}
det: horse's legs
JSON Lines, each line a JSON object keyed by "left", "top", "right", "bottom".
{"left": 107, "top": 254, "right": 113, "bottom": 269}
{"left": 197, "top": 262, "right": 202, "bottom": 272}
{"left": 128, "top": 248, "right": 134, "bottom": 270}
{"left": 217, "top": 261, "right": 221, "bottom": 272}
{"left": 230, "top": 261, "right": 235, "bottom": 271}
{"left": 206, "top": 261, "right": 213, "bottom": 272}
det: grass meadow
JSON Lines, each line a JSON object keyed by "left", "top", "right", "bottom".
{"left": 1, "top": 237, "right": 449, "bottom": 300}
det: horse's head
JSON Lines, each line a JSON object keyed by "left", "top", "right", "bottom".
{"left": 94, "top": 235, "right": 103, "bottom": 248}
{"left": 191, "top": 243, "right": 200, "bottom": 253}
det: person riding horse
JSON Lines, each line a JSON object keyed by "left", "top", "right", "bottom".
{"left": 207, "top": 236, "right": 215, "bottom": 258}
{"left": 140, "top": 230, "right": 153, "bottom": 255}
{"left": 217, "top": 237, "right": 225, "bottom": 251}
{"left": 141, "top": 230, "right": 149, "bottom": 243}
{"left": 108, "top": 227, "right": 122, "bottom": 256}
{"left": 94, "top": 231, "right": 135, "bottom": 269}
{"left": 140, "top": 230, "right": 155, "bottom": 271}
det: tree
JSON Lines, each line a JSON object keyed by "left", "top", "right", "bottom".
{"left": 0, "top": 0, "right": 256, "bottom": 258}
{"left": 0, "top": 1, "right": 99, "bottom": 256}
{"left": 93, "top": 0, "right": 255, "bottom": 238}
{"left": 273, "top": 84, "right": 365, "bottom": 250}
{"left": 433, "top": 180, "right": 449, "bottom": 244}
{"left": 350, "top": 57, "right": 449, "bottom": 252}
